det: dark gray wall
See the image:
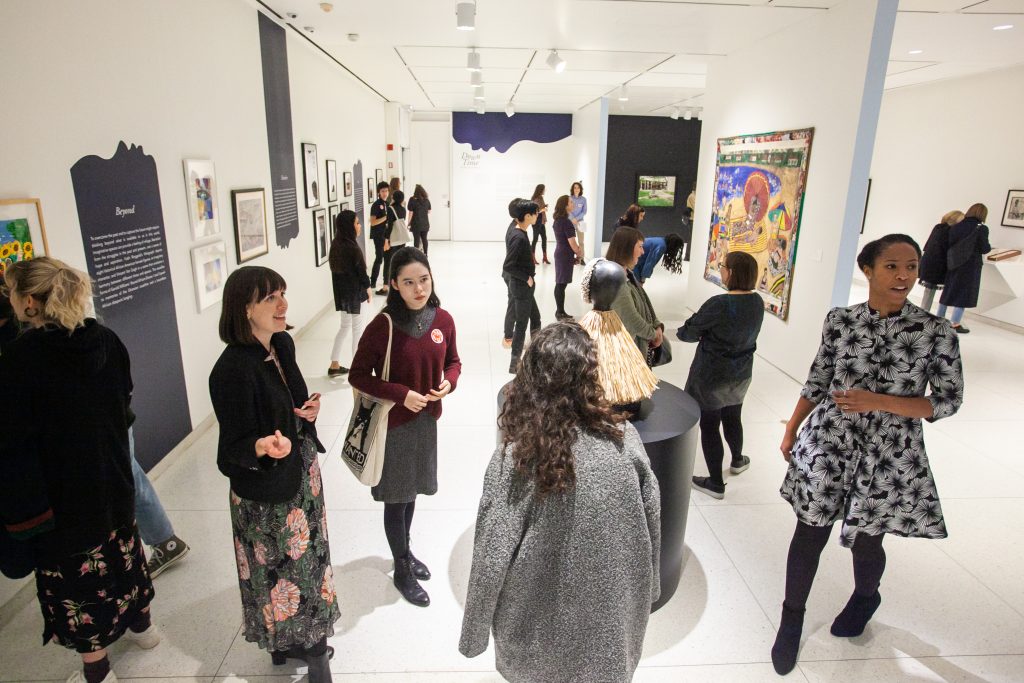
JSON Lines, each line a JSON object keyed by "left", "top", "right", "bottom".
{"left": 602, "top": 116, "right": 702, "bottom": 241}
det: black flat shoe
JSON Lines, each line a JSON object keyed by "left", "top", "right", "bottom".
{"left": 691, "top": 475, "right": 725, "bottom": 500}
{"left": 272, "top": 645, "right": 335, "bottom": 665}
{"left": 953, "top": 325, "right": 970, "bottom": 334}
{"left": 327, "top": 366, "right": 349, "bottom": 378}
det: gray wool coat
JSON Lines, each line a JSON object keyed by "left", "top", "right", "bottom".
{"left": 459, "top": 423, "right": 661, "bottom": 683}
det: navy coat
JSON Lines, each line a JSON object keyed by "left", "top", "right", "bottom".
{"left": 918, "top": 222, "right": 950, "bottom": 287}
{"left": 940, "top": 217, "right": 991, "bottom": 308}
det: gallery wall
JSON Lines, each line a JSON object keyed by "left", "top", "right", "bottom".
{"left": 602, "top": 116, "right": 702, "bottom": 241}
{"left": 688, "top": 0, "right": 897, "bottom": 382}
{"left": 0, "top": 0, "right": 386, "bottom": 432}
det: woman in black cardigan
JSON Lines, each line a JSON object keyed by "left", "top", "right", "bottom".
{"left": 327, "top": 209, "right": 372, "bottom": 378}
{"left": 209, "top": 266, "right": 336, "bottom": 681}
{"left": 938, "top": 203, "right": 992, "bottom": 334}
{"left": 917, "top": 209, "right": 962, "bottom": 312}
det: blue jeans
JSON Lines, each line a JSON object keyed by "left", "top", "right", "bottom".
{"left": 130, "top": 428, "right": 174, "bottom": 546}
{"left": 936, "top": 304, "right": 965, "bottom": 325}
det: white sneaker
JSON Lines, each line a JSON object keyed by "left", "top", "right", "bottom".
{"left": 122, "top": 624, "right": 161, "bottom": 649}
{"left": 67, "top": 670, "right": 117, "bottom": 682}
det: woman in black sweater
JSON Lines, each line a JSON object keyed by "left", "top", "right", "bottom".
{"left": 1, "top": 257, "right": 156, "bottom": 683}
{"left": 327, "top": 209, "right": 372, "bottom": 378}
{"left": 917, "top": 209, "right": 962, "bottom": 312}
{"left": 209, "top": 267, "right": 337, "bottom": 681}
{"left": 938, "top": 203, "right": 992, "bottom": 333}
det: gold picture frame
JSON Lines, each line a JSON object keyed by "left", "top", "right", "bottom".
{"left": 0, "top": 198, "right": 50, "bottom": 276}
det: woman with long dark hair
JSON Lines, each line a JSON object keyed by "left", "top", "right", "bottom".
{"left": 209, "top": 267, "right": 337, "bottom": 681}
{"left": 605, "top": 226, "right": 664, "bottom": 358}
{"left": 407, "top": 184, "right": 432, "bottom": 254}
{"left": 530, "top": 184, "right": 549, "bottom": 265}
{"left": 771, "top": 234, "right": 963, "bottom": 675}
{"left": 551, "top": 194, "right": 581, "bottom": 320}
{"left": 633, "top": 233, "right": 686, "bottom": 285}
{"left": 460, "top": 322, "right": 660, "bottom": 683}
{"left": 615, "top": 204, "right": 645, "bottom": 229}
{"left": 937, "top": 203, "right": 992, "bottom": 333}
{"left": 327, "top": 209, "right": 372, "bottom": 378}
{"left": 349, "top": 247, "right": 462, "bottom": 607}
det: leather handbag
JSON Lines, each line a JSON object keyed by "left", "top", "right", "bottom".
{"left": 341, "top": 313, "right": 394, "bottom": 486}
{"left": 647, "top": 337, "right": 672, "bottom": 367}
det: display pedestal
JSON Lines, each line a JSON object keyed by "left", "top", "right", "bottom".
{"left": 496, "top": 380, "right": 700, "bottom": 612}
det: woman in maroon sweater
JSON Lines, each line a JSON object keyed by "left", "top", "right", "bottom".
{"left": 349, "top": 247, "right": 462, "bottom": 607}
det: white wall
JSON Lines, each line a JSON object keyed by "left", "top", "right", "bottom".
{"left": 0, "top": 0, "right": 386, "bottom": 425}
{"left": 572, "top": 98, "right": 610, "bottom": 261}
{"left": 688, "top": 0, "right": 896, "bottom": 381}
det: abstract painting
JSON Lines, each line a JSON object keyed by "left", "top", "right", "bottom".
{"left": 190, "top": 241, "right": 228, "bottom": 311}
{"left": 230, "top": 188, "right": 269, "bottom": 263}
{"left": 183, "top": 159, "right": 220, "bottom": 240}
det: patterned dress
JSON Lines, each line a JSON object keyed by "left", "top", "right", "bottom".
{"left": 781, "top": 302, "right": 963, "bottom": 547}
{"left": 230, "top": 425, "right": 339, "bottom": 651}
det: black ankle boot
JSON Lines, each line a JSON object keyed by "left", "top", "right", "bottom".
{"left": 306, "top": 650, "right": 333, "bottom": 682}
{"left": 394, "top": 555, "right": 430, "bottom": 606}
{"left": 271, "top": 644, "right": 335, "bottom": 665}
{"left": 407, "top": 535, "right": 431, "bottom": 580}
{"left": 830, "top": 590, "right": 881, "bottom": 637}
{"left": 771, "top": 603, "right": 805, "bottom": 676}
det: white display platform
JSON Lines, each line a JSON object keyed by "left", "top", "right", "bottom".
{"left": 976, "top": 251, "right": 1024, "bottom": 328}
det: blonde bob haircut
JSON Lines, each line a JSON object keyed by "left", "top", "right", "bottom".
{"left": 941, "top": 210, "right": 965, "bottom": 226}
{"left": 3, "top": 256, "right": 92, "bottom": 333}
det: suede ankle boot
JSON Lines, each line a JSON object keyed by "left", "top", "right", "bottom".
{"left": 830, "top": 590, "right": 881, "bottom": 637}
{"left": 305, "top": 650, "right": 333, "bottom": 682}
{"left": 771, "top": 603, "right": 805, "bottom": 676}
{"left": 394, "top": 555, "right": 430, "bottom": 606}
{"left": 406, "top": 535, "right": 431, "bottom": 580}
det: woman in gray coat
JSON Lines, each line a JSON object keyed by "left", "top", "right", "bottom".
{"left": 606, "top": 226, "right": 664, "bottom": 360}
{"left": 460, "top": 322, "right": 661, "bottom": 683}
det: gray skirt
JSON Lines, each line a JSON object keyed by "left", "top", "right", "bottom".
{"left": 371, "top": 412, "right": 438, "bottom": 503}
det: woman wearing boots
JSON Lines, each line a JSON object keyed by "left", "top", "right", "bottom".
{"left": 772, "top": 234, "right": 964, "bottom": 675}
{"left": 551, "top": 194, "right": 581, "bottom": 320}
{"left": 349, "top": 247, "right": 462, "bottom": 607}
{"left": 209, "top": 267, "right": 337, "bottom": 681}
{"left": 530, "top": 184, "right": 549, "bottom": 265}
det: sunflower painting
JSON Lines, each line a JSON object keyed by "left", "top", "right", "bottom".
{"left": 0, "top": 218, "right": 35, "bottom": 278}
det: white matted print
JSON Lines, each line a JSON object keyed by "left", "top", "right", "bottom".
{"left": 231, "top": 188, "right": 269, "bottom": 263}
{"left": 1002, "top": 189, "right": 1024, "bottom": 229}
{"left": 326, "top": 159, "right": 338, "bottom": 203}
{"left": 183, "top": 159, "right": 220, "bottom": 240}
{"left": 303, "top": 142, "right": 320, "bottom": 208}
{"left": 191, "top": 241, "right": 228, "bottom": 311}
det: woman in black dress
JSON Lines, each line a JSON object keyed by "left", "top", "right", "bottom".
{"left": 677, "top": 251, "right": 765, "bottom": 500}
{"left": 327, "top": 209, "right": 372, "bottom": 378}
{"left": 530, "top": 184, "right": 549, "bottom": 264}
{"left": 937, "top": 203, "right": 992, "bottom": 333}
{"left": 551, "top": 194, "right": 581, "bottom": 320}
{"left": 407, "top": 184, "right": 432, "bottom": 254}
{"left": 917, "top": 209, "right": 962, "bottom": 313}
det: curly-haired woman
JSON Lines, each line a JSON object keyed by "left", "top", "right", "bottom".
{"left": 460, "top": 322, "right": 661, "bottom": 683}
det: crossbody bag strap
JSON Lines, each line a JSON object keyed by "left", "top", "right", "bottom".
{"left": 382, "top": 312, "right": 394, "bottom": 382}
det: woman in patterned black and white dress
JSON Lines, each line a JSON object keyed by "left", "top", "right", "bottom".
{"left": 770, "top": 234, "right": 964, "bottom": 676}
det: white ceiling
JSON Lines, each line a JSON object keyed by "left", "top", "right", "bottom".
{"left": 260, "top": 0, "right": 1024, "bottom": 115}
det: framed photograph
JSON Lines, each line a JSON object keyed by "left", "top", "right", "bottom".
{"left": 328, "top": 204, "right": 340, "bottom": 242}
{"left": 326, "top": 159, "right": 338, "bottom": 203}
{"left": 376, "top": 168, "right": 384, "bottom": 184}
{"left": 190, "top": 241, "right": 228, "bottom": 311}
{"left": 0, "top": 198, "right": 49, "bottom": 277}
{"left": 343, "top": 171, "right": 353, "bottom": 197}
{"left": 313, "top": 208, "right": 329, "bottom": 267}
{"left": 367, "top": 178, "right": 376, "bottom": 204}
{"left": 1002, "top": 189, "right": 1024, "bottom": 228}
{"left": 182, "top": 159, "right": 221, "bottom": 240}
{"left": 302, "top": 142, "right": 320, "bottom": 208}
{"left": 230, "top": 188, "right": 269, "bottom": 263}
{"left": 637, "top": 175, "right": 677, "bottom": 208}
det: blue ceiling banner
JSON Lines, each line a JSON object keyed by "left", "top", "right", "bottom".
{"left": 452, "top": 112, "right": 572, "bottom": 154}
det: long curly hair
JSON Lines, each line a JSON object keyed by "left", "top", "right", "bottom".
{"left": 499, "top": 322, "right": 625, "bottom": 497}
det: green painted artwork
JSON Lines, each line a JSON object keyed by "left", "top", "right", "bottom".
{"left": 0, "top": 218, "right": 34, "bottom": 277}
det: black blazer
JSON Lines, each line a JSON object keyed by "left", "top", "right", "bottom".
{"left": 502, "top": 225, "right": 535, "bottom": 283}
{"left": 209, "top": 332, "right": 324, "bottom": 503}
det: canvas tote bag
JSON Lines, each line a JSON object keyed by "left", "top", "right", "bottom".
{"left": 341, "top": 313, "right": 394, "bottom": 485}
{"left": 388, "top": 206, "right": 411, "bottom": 245}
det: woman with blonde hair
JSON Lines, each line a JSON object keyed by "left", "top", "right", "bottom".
{"left": 1, "top": 257, "right": 157, "bottom": 683}
{"left": 938, "top": 203, "right": 992, "bottom": 333}
{"left": 916, "top": 209, "right": 963, "bottom": 312}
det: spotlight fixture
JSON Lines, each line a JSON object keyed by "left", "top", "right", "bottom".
{"left": 670, "top": 108, "right": 680, "bottom": 120}
{"left": 470, "top": 71, "right": 484, "bottom": 87}
{"left": 696, "top": 108, "right": 703, "bottom": 121}
{"left": 303, "top": 26, "right": 315, "bottom": 33}
{"left": 993, "top": 24, "right": 1014, "bottom": 31}
{"left": 456, "top": 1, "right": 476, "bottom": 31}
{"left": 505, "top": 102, "right": 515, "bottom": 117}
{"left": 546, "top": 50, "right": 567, "bottom": 73}
{"left": 466, "top": 49, "right": 481, "bottom": 72}
{"left": 474, "top": 89, "right": 485, "bottom": 100}
{"left": 286, "top": 12, "right": 298, "bottom": 19}
{"left": 617, "top": 85, "right": 629, "bottom": 102}
{"left": 683, "top": 108, "right": 692, "bottom": 121}
{"left": 476, "top": 105, "right": 485, "bottom": 115}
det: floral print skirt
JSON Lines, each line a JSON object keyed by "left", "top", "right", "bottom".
{"left": 35, "top": 524, "right": 154, "bottom": 653}
{"left": 230, "top": 432, "right": 339, "bottom": 651}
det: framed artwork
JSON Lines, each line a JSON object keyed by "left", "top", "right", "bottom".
{"left": 326, "top": 159, "right": 338, "bottom": 203}
{"left": 343, "top": 171, "right": 353, "bottom": 197}
{"left": 190, "top": 241, "right": 228, "bottom": 311}
{"left": 230, "top": 188, "right": 269, "bottom": 263}
{"left": 328, "top": 204, "right": 340, "bottom": 242}
{"left": 0, "top": 198, "right": 49, "bottom": 277}
{"left": 182, "top": 159, "right": 220, "bottom": 240}
{"left": 367, "top": 178, "right": 375, "bottom": 204}
{"left": 704, "top": 127, "right": 814, "bottom": 321}
{"left": 302, "top": 142, "right": 320, "bottom": 208}
{"left": 637, "top": 175, "right": 677, "bottom": 208}
{"left": 376, "top": 168, "right": 384, "bottom": 184}
{"left": 1002, "top": 189, "right": 1024, "bottom": 228}
{"left": 313, "top": 208, "right": 329, "bottom": 267}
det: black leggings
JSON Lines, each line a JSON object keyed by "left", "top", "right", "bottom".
{"left": 554, "top": 283, "right": 568, "bottom": 316}
{"left": 383, "top": 500, "right": 417, "bottom": 559}
{"left": 413, "top": 229, "right": 428, "bottom": 255}
{"left": 531, "top": 224, "right": 547, "bottom": 256}
{"left": 370, "top": 234, "right": 386, "bottom": 287}
{"left": 783, "top": 521, "right": 886, "bottom": 611}
{"left": 699, "top": 403, "right": 744, "bottom": 486}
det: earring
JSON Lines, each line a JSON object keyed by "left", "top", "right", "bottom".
{"left": 25, "top": 307, "right": 39, "bottom": 318}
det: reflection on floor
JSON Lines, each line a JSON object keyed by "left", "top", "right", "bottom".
{"left": 2, "top": 241, "right": 1023, "bottom": 682}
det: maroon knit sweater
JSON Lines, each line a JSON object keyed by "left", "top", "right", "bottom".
{"left": 349, "top": 307, "right": 462, "bottom": 429}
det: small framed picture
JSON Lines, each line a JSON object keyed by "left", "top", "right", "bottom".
{"left": 302, "top": 142, "right": 320, "bottom": 208}
{"left": 0, "top": 198, "right": 49, "bottom": 277}
{"left": 326, "top": 159, "right": 338, "bottom": 203}
{"left": 183, "top": 159, "right": 221, "bottom": 240}
{"left": 313, "top": 208, "right": 329, "bottom": 267}
{"left": 328, "top": 204, "right": 340, "bottom": 242}
{"left": 1002, "top": 189, "right": 1024, "bottom": 229}
{"left": 367, "top": 178, "right": 376, "bottom": 203}
{"left": 343, "top": 171, "right": 353, "bottom": 197}
{"left": 230, "top": 188, "right": 269, "bottom": 264}
{"left": 636, "top": 174, "right": 676, "bottom": 208}
{"left": 191, "top": 241, "right": 228, "bottom": 311}
{"left": 376, "top": 168, "right": 384, "bottom": 184}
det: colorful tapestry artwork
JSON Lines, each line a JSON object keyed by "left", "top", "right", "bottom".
{"left": 704, "top": 128, "right": 814, "bottom": 320}
{"left": 0, "top": 218, "right": 35, "bottom": 277}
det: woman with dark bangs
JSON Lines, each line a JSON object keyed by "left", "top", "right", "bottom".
{"left": 460, "top": 322, "right": 661, "bottom": 683}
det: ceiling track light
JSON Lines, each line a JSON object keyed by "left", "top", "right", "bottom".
{"left": 617, "top": 85, "right": 629, "bottom": 102}
{"left": 470, "top": 71, "right": 483, "bottom": 87}
{"left": 683, "top": 108, "right": 692, "bottom": 120}
{"left": 466, "top": 49, "right": 481, "bottom": 72}
{"left": 474, "top": 88, "right": 485, "bottom": 100}
{"left": 505, "top": 102, "right": 515, "bottom": 117}
{"left": 670, "top": 107, "right": 680, "bottom": 120}
{"left": 696, "top": 108, "right": 703, "bottom": 121}
{"left": 456, "top": 1, "right": 476, "bottom": 31}
{"left": 546, "top": 50, "right": 567, "bottom": 73}
{"left": 475, "top": 103, "right": 485, "bottom": 115}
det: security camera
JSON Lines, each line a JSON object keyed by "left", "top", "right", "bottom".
{"left": 286, "top": 12, "right": 298, "bottom": 19}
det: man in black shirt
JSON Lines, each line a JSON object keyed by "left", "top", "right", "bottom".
{"left": 503, "top": 198, "right": 541, "bottom": 373}
{"left": 369, "top": 181, "right": 391, "bottom": 294}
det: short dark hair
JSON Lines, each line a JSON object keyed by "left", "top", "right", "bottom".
{"left": 219, "top": 266, "right": 287, "bottom": 345}
{"left": 723, "top": 251, "right": 757, "bottom": 291}
{"left": 856, "top": 234, "right": 922, "bottom": 271}
{"left": 385, "top": 247, "right": 441, "bottom": 323}
{"left": 606, "top": 227, "right": 643, "bottom": 267}
{"left": 392, "top": 190, "right": 405, "bottom": 205}
{"left": 511, "top": 198, "right": 539, "bottom": 223}
{"left": 376, "top": 181, "right": 390, "bottom": 195}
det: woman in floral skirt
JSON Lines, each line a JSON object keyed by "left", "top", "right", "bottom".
{"left": 209, "top": 266, "right": 338, "bottom": 682}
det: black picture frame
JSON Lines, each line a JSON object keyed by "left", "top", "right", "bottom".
{"left": 328, "top": 204, "right": 340, "bottom": 242}
{"left": 230, "top": 188, "right": 269, "bottom": 264}
{"left": 343, "top": 171, "right": 353, "bottom": 197}
{"left": 326, "top": 159, "right": 338, "bottom": 203}
{"left": 313, "top": 208, "right": 328, "bottom": 266}
{"left": 1002, "top": 189, "right": 1024, "bottom": 229}
{"left": 636, "top": 174, "right": 677, "bottom": 208}
{"left": 302, "top": 142, "right": 319, "bottom": 208}
{"left": 376, "top": 168, "right": 384, "bottom": 184}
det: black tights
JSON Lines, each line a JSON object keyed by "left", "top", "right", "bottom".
{"left": 413, "top": 229, "right": 428, "bottom": 255}
{"left": 554, "top": 283, "right": 568, "bottom": 316}
{"left": 383, "top": 500, "right": 416, "bottom": 559}
{"left": 783, "top": 521, "right": 886, "bottom": 611}
{"left": 531, "top": 224, "right": 547, "bottom": 256}
{"left": 699, "top": 403, "right": 744, "bottom": 486}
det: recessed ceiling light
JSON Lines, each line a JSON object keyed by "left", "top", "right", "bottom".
{"left": 908, "top": 49, "right": 923, "bottom": 55}
{"left": 466, "top": 50, "right": 481, "bottom": 72}
{"left": 546, "top": 50, "right": 567, "bottom": 73}
{"left": 993, "top": 24, "right": 1013, "bottom": 31}
{"left": 456, "top": 2, "right": 476, "bottom": 31}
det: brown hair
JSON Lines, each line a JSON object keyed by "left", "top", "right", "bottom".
{"left": 619, "top": 204, "right": 645, "bottom": 227}
{"left": 499, "top": 322, "right": 624, "bottom": 497}
{"left": 964, "top": 203, "right": 988, "bottom": 222}
{"left": 571, "top": 181, "right": 583, "bottom": 197}
{"left": 606, "top": 226, "right": 644, "bottom": 268}
{"left": 531, "top": 184, "right": 545, "bottom": 203}
{"left": 413, "top": 184, "right": 428, "bottom": 200}
{"left": 553, "top": 195, "right": 571, "bottom": 220}
{"left": 723, "top": 251, "right": 758, "bottom": 291}
{"left": 941, "top": 210, "right": 965, "bottom": 226}
{"left": 3, "top": 257, "right": 92, "bottom": 333}
{"left": 219, "top": 266, "right": 287, "bottom": 345}
{"left": 389, "top": 177, "right": 401, "bottom": 195}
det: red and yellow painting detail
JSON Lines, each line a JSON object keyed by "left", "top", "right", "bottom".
{"left": 0, "top": 218, "right": 35, "bottom": 278}
{"left": 704, "top": 128, "right": 814, "bottom": 320}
